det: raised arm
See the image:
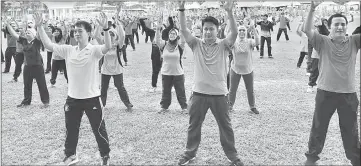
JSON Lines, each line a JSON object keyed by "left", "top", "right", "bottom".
{"left": 178, "top": 1, "right": 196, "bottom": 43}
{"left": 98, "top": 12, "right": 112, "bottom": 54}
{"left": 114, "top": 17, "right": 125, "bottom": 47}
{"left": 155, "top": 12, "right": 165, "bottom": 48}
{"left": 224, "top": 1, "right": 238, "bottom": 46}
{"left": 34, "top": 13, "right": 56, "bottom": 51}
{"left": 3, "top": 20, "right": 20, "bottom": 39}
{"left": 93, "top": 21, "right": 103, "bottom": 44}
{"left": 304, "top": 1, "right": 322, "bottom": 39}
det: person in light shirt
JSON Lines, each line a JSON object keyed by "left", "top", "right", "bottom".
{"left": 177, "top": 1, "right": 245, "bottom": 166}
{"left": 296, "top": 20, "right": 308, "bottom": 69}
{"left": 155, "top": 15, "right": 187, "bottom": 114}
{"left": 228, "top": 25, "right": 260, "bottom": 114}
{"left": 93, "top": 14, "right": 134, "bottom": 112}
{"left": 303, "top": 1, "right": 360, "bottom": 165}
{"left": 35, "top": 12, "right": 113, "bottom": 165}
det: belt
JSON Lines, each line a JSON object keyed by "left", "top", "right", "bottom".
{"left": 192, "top": 92, "right": 227, "bottom": 97}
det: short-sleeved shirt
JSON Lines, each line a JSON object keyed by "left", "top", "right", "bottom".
{"left": 231, "top": 39, "right": 256, "bottom": 75}
{"left": 101, "top": 47, "right": 123, "bottom": 75}
{"left": 53, "top": 43, "right": 104, "bottom": 99}
{"left": 18, "top": 37, "right": 43, "bottom": 66}
{"left": 187, "top": 38, "right": 232, "bottom": 95}
{"left": 310, "top": 33, "right": 360, "bottom": 93}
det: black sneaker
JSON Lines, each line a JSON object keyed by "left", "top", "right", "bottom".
{"left": 101, "top": 155, "right": 110, "bottom": 165}
{"left": 45, "top": 70, "right": 50, "bottom": 74}
{"left": 17, "top": 103, "right": 30, "bottom": 108}
{"left": 251, "top": 108, "right": 259, "bottom": 114}
{"left": 3, "top": 71, "right": 9, "bottom": 73}
{"left": 230, "top": 159, "right": 244, "bottom": 166}
{"left": 178, "top": 155, "right": 195, "bottom": 165}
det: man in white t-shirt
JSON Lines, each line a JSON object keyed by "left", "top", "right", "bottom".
{"left": 34, "top": 12, "right": 112, "bottom": 165}
{"left": 178, "top": 1, "right": 245, "bottom": 166}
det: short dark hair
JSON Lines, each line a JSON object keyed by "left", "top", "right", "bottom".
{"left": 327, "top": 13, "right": 348, "bottom": 28}
{"left": 74, "top": 21, "right": 92, "bottom": 33}
{"left": 202, "top": 16, "right": 219, "bottom": 28}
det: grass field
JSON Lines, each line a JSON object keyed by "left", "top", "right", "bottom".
{"left": 1, "top": 17, "right": 360, "bottom": 165}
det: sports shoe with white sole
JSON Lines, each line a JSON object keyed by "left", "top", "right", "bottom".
{"left": 63, "top": 154, "right": 79, "bottom": 166}
{"left": 101, "top": 155, "right": 110, "bottom": 165}
{"left": 306, "top": 86, "right": 314, "bottom": 93}
{"left": 148, "top": 87, "right": 156, "bottom": 93}
{"left": 178, "top": 155, "right": 195, "bottom": 165}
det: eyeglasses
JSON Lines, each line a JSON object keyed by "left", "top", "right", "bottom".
{"left": 238, "top": 29, "right": 246, "bottom": 32}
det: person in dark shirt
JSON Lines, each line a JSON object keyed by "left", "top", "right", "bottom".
{"left": 257, "top": 14, "right": 275, "bottom": 58}
{"left": 4, "top": 19, "right": 50, "bottom": 108}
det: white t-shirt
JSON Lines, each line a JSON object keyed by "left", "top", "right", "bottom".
{"left": 53, "top": 43, "right": 104, "bottom": 99}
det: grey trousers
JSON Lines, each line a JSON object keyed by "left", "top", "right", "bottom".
{"left": 228, "top": 69, "right": 256, "bottom": 109}
{"left": 183, "top": 92, "right": 240, "bottom": 162}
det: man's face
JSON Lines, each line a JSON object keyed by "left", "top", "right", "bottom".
{"left": 262, "top": 15, "right": 267, "bottom": 21}
{"left": 74, "top": 25, "right": 90, "bottom": 43}
{"left": 330, "top": 17, "right": 347, "bottom": 38}
{"left": 202, "top": 22, "right": 218, "bottom": 40}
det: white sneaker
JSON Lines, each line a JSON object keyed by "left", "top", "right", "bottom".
{"left": 306, "top": 86, "right": 314, "bottom": 93}
{"left": 306, "top": 72, "right": 311, "bottom": 76}
{"left": 48, "top": 84, "right": 55, "bottom": 88}
{"left": 148, "top": 87, "right": 156, "bottom": 93}
{"left": 63, "top": 154, "right": 79, "bottom": 166}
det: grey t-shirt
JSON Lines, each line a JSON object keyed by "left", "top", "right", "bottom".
{"left": 310, "top": 33, "right": 360, "bottom": 93}
{"left": 187, "top": 38, "right": 232, "bottom": 95}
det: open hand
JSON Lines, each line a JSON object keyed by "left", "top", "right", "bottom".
{"left": 223, "top": 1, "right": 234, "bottom": 12}
{"left": 311, "top": 1, "right": 323, "bottom": 10}
{"left": 178, "top": 1, "right": 185, "bottom": 9}
{"left": 97, "top": 12, "right": 108, "bottom": 29}
{"left": 33, "top": 12, "right": 43, "bottom": 27}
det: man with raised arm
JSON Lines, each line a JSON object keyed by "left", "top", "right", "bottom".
{"left": 34, "top": 12, "right": 112, "bottom": 165}
{"left": 303, "top": 1, "right": 360, "bottom": 166}
{"left": 177, "top": 1, "right": 244, "bottom": 166}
